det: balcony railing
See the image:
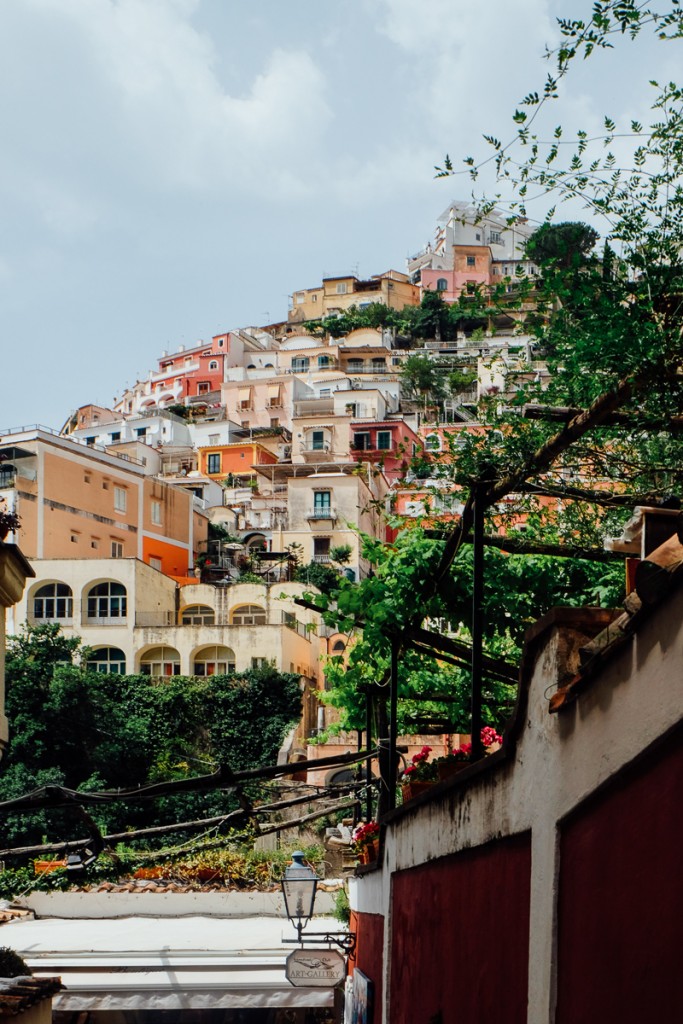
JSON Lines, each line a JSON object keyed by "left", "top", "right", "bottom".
{"left": 313, "top": 554, "right": 331, "bottom": 563}
{"left": 307, "top": 507, "right": 337, "bottom": 520}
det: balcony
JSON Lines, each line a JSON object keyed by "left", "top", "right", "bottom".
{"left": 293, "top": 398, "right": 335, "bottom": 417}
{"left": 313, "top": 553, "right": 331, "bottom": 563}
{"left": 307, "top": 507, "right": 337, "bottom": 521}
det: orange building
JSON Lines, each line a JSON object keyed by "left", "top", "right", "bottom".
{"left": 198, "top": 441, "right": 278, "bottom": 488}
{"left": 0, "top": 428, "right": 208, "bottom": 578}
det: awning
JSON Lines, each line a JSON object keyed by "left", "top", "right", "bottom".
{"left": 0, "top": 914, "right": 336, "bottom": 1012}
{"left": 238, "top": 388, "right": 252, "bottom": 402}
{"left": 267, "top": 385, "right": 282, "bottom": 401}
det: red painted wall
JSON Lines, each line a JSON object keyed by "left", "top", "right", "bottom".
{"left": 349, "top": 911, "right": 384, "bottom": 1014}
{"left": 390, "top": 833, "right": 531, "bottom": 1024}
{"left": 556, "top": 730, "right": 683, "bottom": 1024}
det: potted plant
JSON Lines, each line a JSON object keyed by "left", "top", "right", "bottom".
{"left": 434, "top": 727, "right": 503, "bottom": 780}
{"left": 401, "top": 745, "right": 438, "bottom": 801}
{"left": 351, "top": 821, "right": 380, "bottom": 864}
{"left": 0, "top": 500, "right": 20, "bottom": 541}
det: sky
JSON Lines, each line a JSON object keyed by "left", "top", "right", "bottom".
{"left": 1, "top": 0, "right": 679, "bottom": 430}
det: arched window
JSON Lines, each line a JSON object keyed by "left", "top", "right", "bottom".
{"left": 291, "top": 357, "right": 310, "bottom": 373}
{"left": 332, "top": 640, "right": 346, "bottom": 653}
{"left": 193, "top": 646, "right": 236, "bottom": 676}
{"left": 86, "top": 582, "right": 127, "bottom": 622}
{"left": 88, "top": 647, "right": 126, "bottom": 674}
{"left": 208, "top": 360, "right": 218, "bottom": 370}
{"left": 140, "top": 646, "right": 180, "bottom": 678}
{"left": 230, "top": 604, "right": 267, "bottom": 626}
{"left": 180, "top": 605, "right": 216, "bottom": 626}
{"left": 436, "top": 278, "right": 448, "bottom": 292}
{"left": 33, "top": 583, "right": 73, "bottom": 621}
{"left": 317, "top": 354, "right": 332, "bottom": 368}
{"left": 425, "top": 434, "right": 441, "bottom": 451}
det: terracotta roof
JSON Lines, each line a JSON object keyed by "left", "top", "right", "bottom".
{"left": 549, "top": 532, "right": 683, "bottom": 713}
{"left": 0, "top": 977, "right": 62, "bottom": 1016}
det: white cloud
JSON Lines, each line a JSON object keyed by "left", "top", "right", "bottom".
{"left": 9, "top": 0, "right": 332, "bottom": 202}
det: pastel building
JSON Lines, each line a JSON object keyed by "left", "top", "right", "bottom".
{"left": 12, "top": 561, "right": 324, "bottom": 682}
{"left": 113, "top": 330, "right": 276, "bottom": 416}
{"left": 0, "top": 428, "right": 208, "bottom": 580}
{"left": 409, "top": 201, "right": 537, "bottom": 301}
{"left": 288, "top": 270, "right": 419, "bottom": 324}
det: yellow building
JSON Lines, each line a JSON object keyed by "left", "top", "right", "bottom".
{"left": 288, "top": 270, "right": 419, "bottom": 323}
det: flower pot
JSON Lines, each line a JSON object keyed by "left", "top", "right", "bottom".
{"left": 358, "top": 839, "right": 379, "bottom": 865}
{"left": 33, "top": 860, "right": 67, "bottom": 875}
{"left": 437, "top": 760, "right": 469, "bottom": 782}
{"left": 401, "top": 780, "right": 434, "bottom": 802}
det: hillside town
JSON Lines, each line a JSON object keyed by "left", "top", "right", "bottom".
{"left": 2, "top": 176, "right": 683, "bottom": 1023}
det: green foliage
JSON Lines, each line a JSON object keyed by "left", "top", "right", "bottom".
{"left": 330, "top": 544, "right": 353, "bottom": 564}
{"left": 293, "top": 560, "right": 344, "bottom": 596}
{"left": 0, "top": 626, "right": 302, "bottom": 852}
{"left": 0, "top": 947, "right": 31, "bottom": 977}
{"left": 309, "top": 526, "right": 624, "bottom": 734}
{"left": 525, "top": 221, "right": 600, "bottom": 268}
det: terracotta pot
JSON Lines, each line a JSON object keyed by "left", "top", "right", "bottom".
{"left": 357, "top": 839, "right": 379, "bottom": 865}
{"left": 437, "top": 760, "right": 469, "bottom": 782}
{"left": 401, "top": 780, "right": 434, "bottom": 801}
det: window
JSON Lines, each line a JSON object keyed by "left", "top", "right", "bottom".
{"left": 218, "top": 338, "right": 225, "bottom": 347}
{"left": 311, "top": 430, "right": 325, "bottom": 451}
{"left": 198, "top": 382, "right": 210, "bottom": 395}
{"left": 33, "top": 583, "right": 73, "bottom": 621}
{"left": 377, "top": 431, "right": 392, "bottom": 451}
{"left": 88, "top": 647, "right": 126, "bottom": 674}
{"left": 193, "top": 646, "right": 235, "bottom": 675}
{"left": 466, "top": 256, "right": 476, "bottom": 267}
{"left": 318, "top": 355, "right": 332, "bottom": 368}
{"left": 251, "top": 657, "right": 268, "bottom": 669}
{"left": 85, "top": 436, "right": 96, "bottom": 446}
{"left": 84, "top": 473, "right": 91, "bottom": 484}
{"left": 312, "top": 294, "right": 318, "bottom": 302}
{"left": 313, "top": 537, "right": 330, "bottom": 562}
{"left": 466, "top": 282, "right": 476, "bottom": 295}
{"left": 110, "top": 432, "right": 121, "bottom": 442}
{"left": 347, "top": 359, "right": 363, "bottom": 373}
{"left": 489, "top": 230, "right": 502, "bottom": 245}
{"left": 103, "top": 480, "right": 110, "bottom": 490}
{"left": 136, "top": 427, "right": 147, "bottom": 438}
{"left": 91, "top": 539, "right": 99, "bottom": 549}
{"left": 436, "top": 278, "right": 448, "bottom": 292}
{"left": 149, "top": 556, "right": 162, "bottom": 571}
{"left": 70, "top": 533, "right": 79, "bottom": 544}
{"left": 114, "top": 487, "right": 127, "bottom": 512}
{"left": 208, "top": 434, "right": 219, "bottom": 444}
{"left": 313, "top": 491, "right": 332, "bottom": 516}
{"left": 207, "top": 453, "right": 221, "bottom": 474}
{"left": 291, "top": 357, "right": 310, "bottom": 372}
{"left": 231, "top": 604, "right": 267, "bottom": 625}
{"left": 335, "top": 282, "right": 348, "bottom": 294}
{"left": 111, "top": 540, "right": 123, "bottom": 558}
{"left": 140, "top": 646, "right": 181, "bottom": 678}
{"left": 87, "top": 581, "right": 127, "bottom": 622}
{"left": 151, "top": 500, "right": 162, "bottom": 525}
{"left": 353, "top": 432, "right": 371, "bottom": 451}
{"left": 332, "top": 640, "right": 346, "bottom": 653}
{"left": 181, "top": 605, "right": 216, "bottom": 626}
{"left": 425, "top": 434, "right": 441, "bottom": 451}
{"left": 270, "top": 418, "right": 280, "bottom": 429}
{"left": 208, "top": 361, "right": 218, "bottom": 371}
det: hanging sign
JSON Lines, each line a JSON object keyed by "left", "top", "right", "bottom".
{"left": 285, "top": 948, "right": 346, "bottom": 987}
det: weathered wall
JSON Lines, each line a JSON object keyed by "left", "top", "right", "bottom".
{"left": 349, "top": 586, "right": 683, "bottom": 1024}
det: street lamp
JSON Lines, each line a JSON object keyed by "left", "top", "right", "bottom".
{"left": 281, "top": 851, "right": 318, "bottom": 943}
{"left": 280, "top": 852, "right": 356, "bottom": 955}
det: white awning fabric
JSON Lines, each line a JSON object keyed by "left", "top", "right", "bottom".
{"left": 0, "top": 915, "right": 335, "bottom": 1011}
